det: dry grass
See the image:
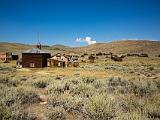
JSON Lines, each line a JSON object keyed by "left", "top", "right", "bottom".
{"left": 0, "top": 56, "right": 160, "bottom": 120}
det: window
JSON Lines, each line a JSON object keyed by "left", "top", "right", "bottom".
{"left": 30, "top": 63, "right": 35, "bottom": 68}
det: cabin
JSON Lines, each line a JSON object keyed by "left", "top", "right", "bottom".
{"left": 0, "top": 52, "right": 12, "bottom": 61}
{"left": 0, "top": 52, "right": 19, "bottom": 61}
{"left": 48, "top": 53, "right": 69, "bottom": 67}
{"left": 22, "top": 48, "right": 51, "bottom": 68}
{"left": 89, "top": 55, "right": 96, "bottom": 63}
{"left": 48, "top": 53, "right": 79, "bottom": 67}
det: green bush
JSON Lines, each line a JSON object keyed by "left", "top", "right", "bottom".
{"left": 143, "top": 96, "right": 160, "bottom": 119}
{"left": 47, "top": 82, "right": 68, "bottom": 95}
{"left": 131, "top": 80, "right": 157, "bottom": 97}
{"left": 11, "top": 112, "right": 37, "bottom": 120}
{"left": 116, "top": 96, "right": 144, "bottom": 113}
{"left": 47, "top": 107, "right": 66, "bottom": 120}
{"left": 1, "top": 87, "right": 39, "bottom": 107}
{"left": 148, "top": 66, "right": 154, "bottom": 71}
{"left": 0, "top": 76, "right": 19, "bottom": 87}
{"left": 92, "top": 80, "right": 105, "bottom": 89}
{"left": 84, "top": 94, "right": 116, "bottom": 120}
{"left": 69, "top": 83, "right": 96, "bottom": 98}
{"left": 114, "top": 112, "right": 149, "bottom": 120}
{"left": 47, "top": 95, "right": 84, "bottom": 114}
{"left": 16, "top": 88, "right": 40, "bottom": 105}
{"left": 82, "top": 77, "right": 96, "bottom": 84}
{"left": 33, "top": 81, "right": 47, "bottom": 88}
{"left": 0, "top": 102, "right": 11, "bottom": 120}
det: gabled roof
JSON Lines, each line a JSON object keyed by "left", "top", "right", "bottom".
{"left": 23, "top": 48, "right": 50, "bottom": 54}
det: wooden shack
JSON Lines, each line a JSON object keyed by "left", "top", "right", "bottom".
{"left": 0, "top": 52, "right": 12, "bottom": 61}
{"left": 22, "top": 48, "right": 51, "bottom": 68}
{"left": 48, "top": 53, "right": 69, "bottom": 67}
{"left": 89, "top": 55, "right": 95, "bottom": 63}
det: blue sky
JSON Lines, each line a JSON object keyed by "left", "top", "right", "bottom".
{"left": 0, "top": 0, "right": 160, "bottom": 46}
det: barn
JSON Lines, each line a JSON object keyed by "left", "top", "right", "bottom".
{"left": 22, "top": 48, "right": 51, "bottom": 68}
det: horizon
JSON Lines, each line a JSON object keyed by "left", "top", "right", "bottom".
{"left": 0, "top": 39, "right": 159, "bottom": 47}
{"left": 0, "top": 0, "right": 160, "bottom": 46}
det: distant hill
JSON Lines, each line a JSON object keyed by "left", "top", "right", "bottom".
{"left": 71, "top": 40, "right": 160, "bottom": 55}
{"left": 0, "top": 40, "right": 160, "bottom": 55}
{"left": 52, "top": 44, "right": 69, "bottom": 48}
{"left": 0, "top": 42, "right": 33, "bottom": 53}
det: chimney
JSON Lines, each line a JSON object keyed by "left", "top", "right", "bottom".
{"left": 36, "top": 42, "right": 41, "bottom": 49}
{"left": 36, "top": 32, "right": 41, "bottom": 49}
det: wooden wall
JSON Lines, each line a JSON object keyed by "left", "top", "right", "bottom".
{"left": 22, "top": 53, "right": 51, "bottom": 68}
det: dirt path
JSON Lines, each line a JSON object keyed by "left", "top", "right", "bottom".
{"left": 25, "top": 88, "right": 49, "bottom": 120}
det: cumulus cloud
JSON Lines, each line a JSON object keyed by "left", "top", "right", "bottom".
{"left": 76, "top": 37, "right": 96, "bottom": 45}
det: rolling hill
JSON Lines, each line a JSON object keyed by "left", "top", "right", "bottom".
{"left": 0, "top": 40, "right": 160, "bottom": 55}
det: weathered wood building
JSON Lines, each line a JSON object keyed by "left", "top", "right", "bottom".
{"left": 0, "top": 52, "right": 11, "bottom": 61}
{"left": 48, "top": 53, "right": 69, "bottom": 67}
{"left": 22, "top": 48, "right": 51, "bottom": 68}
{"left": 48, "top": 53, "right": 79, "bottom": 67}
{"left": 89, "top": 55, "right": 96, "bottom": 63}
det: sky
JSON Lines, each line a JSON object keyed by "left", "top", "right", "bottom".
{"left": 0, "top": 0, "right": 160, "bottom": 46}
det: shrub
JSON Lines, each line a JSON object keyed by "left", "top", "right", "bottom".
{"left": 20, "top": 77, "right": 28, "bottom": 81}
{"left": 148, "top": 66, "right": 154, "bottom": 71}
{"left": 144, "top": 95, "right": 160, "bottom": 119}
{"left": 69, "top": 83, "right": 96, "bottom": 98}
{"left": 47, "top": 95, "right": 84, "bottom": 114}
{"left": 0, "top": 76, "right": 9, "bottom": 84}
{"left": 2, "top": 87, "right": 40, "bottom": 106}
{"left": 82, "top": 77, "right": 96, "bottom": 84}
{"left": 33, "top": 81, "right": 47, "bottom": 88}
{"left": 0, "top": 102, "right": 11, "bottom": 120}
{"left": 47, "top": 97, "right": 65, "bottom": 108}
{"left": 47, "top": 107, "right": 66, "bottom": 120}
{"left": 0, "top": 76, "right": 19, "bottom": 87}
{"left": 92, "top": 80, "right": 105, "bottom": 89}
{"left": 47, "top": 82, "right": 69, "bottom": 95}
{"left": 107, "top": 77, "right": 128, "bottom": 87}
{"left": 16, "top": 89, "right": 40, "bottom": 105}
{"left": 63, "top": 96, "right": 84, "bottom": 114}
{"left": 116, "top": 96, "right": 144, "bottom": 113}
{"left": 113, "top": 112, "right": 149, "bottom": 120}
{"left": 153, "top": 79, "right": 160, "bottom": 90}
{"left": 84, "top": 94, "right": 116, "bottom": 120}
{"left": 131, "top": 80, "right": 157, "bottom": 97}
{"left": 11, "top": 112, "right": 37, "bottom": 120}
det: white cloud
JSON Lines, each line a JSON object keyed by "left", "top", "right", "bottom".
{"left": 76, "top": 36, "right": 96, "bottom": 45}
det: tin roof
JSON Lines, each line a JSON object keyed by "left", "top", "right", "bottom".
{"left": 23, "top": 48, "right": 50, "bottom": 54}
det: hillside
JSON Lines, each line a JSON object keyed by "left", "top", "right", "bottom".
{"left": 0, "top": 40, "right": 160, "bottom": 55}
{"left": 0, "top": 42, "right": 33, "bottom": 53}
{"left": 71, "top": 40, "right": 160, "bottom": 55}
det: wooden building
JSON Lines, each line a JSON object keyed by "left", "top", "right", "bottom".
{"left": 22, "top": 48, "right": 51, "bottom": 68}
{"left": 48, "top": 53, "right": 69, "bottom": 67}
{"left": 48, "top": 53, "right": 79, "bottom": 67}
{"left": 89, "top": 55, "right": 96, "bottom": 63}
{"left": 0, "top": 52, "right": 12, "bottom": 61}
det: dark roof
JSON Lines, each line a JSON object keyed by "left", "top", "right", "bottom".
{"left": 23, "top": 48, "right": 50, "bottom": 54}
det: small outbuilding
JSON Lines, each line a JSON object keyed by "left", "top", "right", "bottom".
{"left": 22, "top": 48, "right": 51, "bottom": 68}
{"left": 89, "top": 55, "right": 96, "bottom": 63}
